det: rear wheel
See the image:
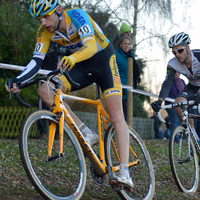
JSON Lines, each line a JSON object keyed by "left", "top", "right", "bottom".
{"left": 19, "top": 109, "right": 87, "bottom": 200}
{"left": 169, "top": 125, "right": 199, "bottom": 193}
{"left": 104, "top": 125, "right": 155, "bottom": 200}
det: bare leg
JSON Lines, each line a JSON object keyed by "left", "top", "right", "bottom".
{"left": 105, "top": 95, "right": 129, "bottom": 164}
{"left": 37, "top": 81, "right": 82, "bottom": 126}
{"left": 174, "top": 96, "right": 193, "bottom": 127}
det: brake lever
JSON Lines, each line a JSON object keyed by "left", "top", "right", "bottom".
{"left": 7, "top": 78, "right": 13, "bottom": 100}
{"left": 59, "top": 66, "right": 64, "bottom": 75}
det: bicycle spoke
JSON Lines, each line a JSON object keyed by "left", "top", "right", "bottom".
{"left": 19, "top": 110, "right": 86, "bottom": 200}
{"left": 169, "top": 126, "right": 199, "bottom": 193}
{"left": 105, "top": 125, "right": 155, "bottom": 200}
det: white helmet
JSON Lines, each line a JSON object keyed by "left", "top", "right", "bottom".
{"left": 168, "top": 32, "right": 191, "bottom": 48}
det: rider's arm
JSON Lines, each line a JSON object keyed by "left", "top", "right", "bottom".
{"left": 69, "top": 37, "right": 97, "bottom": 63}
{"left": 158, "top": 66, "right": 176, "bottom": 101}
{"left": 12, "top": 57, "right": 43, "bottom": 85}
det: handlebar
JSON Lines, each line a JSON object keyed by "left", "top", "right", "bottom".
{"left": 8, "top": 68, "right": 80, "bottom": 107}
{"left": 157, "top": 100, "right": 196, "bottom": 123}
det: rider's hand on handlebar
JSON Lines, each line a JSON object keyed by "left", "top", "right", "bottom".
{"left": 151, "top": 100, "right": 162, "bottom": 112}
{"left": 194, "top": 92, "right": 200, "bottom": 106}
{"left": 5, "top": 81, "right": 20, "bottom": 94}
{"left": 57, "top": 56, "right": 75, "bottom": 72}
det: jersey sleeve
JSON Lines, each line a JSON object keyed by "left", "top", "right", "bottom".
{"left": 13, "top": 25, "right": 52, "bottom": 84}
{"left": 70, "top": 9, "right": 94, "bottom": 39}
{"left": 69, "top": 37, "right": 97, "bottom": 63}
{"left": 13, "top": 57, "right": 43, "bottom": 84}
{"left": 159, "top": 66, "right": 176, "bottom": 100}
{"left": 33, "top": 25, "right": 52, "bottom": 60}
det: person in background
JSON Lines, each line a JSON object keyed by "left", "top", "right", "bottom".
{"left": 151, "top": 32, "right": 200, "bottom": 142}
{"left": 164, "top": 72, "right": 186, "bottom": 137}
{"left": 164, "top": 115, "right": 171, "bottom": 139}
{"left": 150, "top": 112, "right": 161, "bottom": 139}
{"left": 115, "top": 35, "right": 141, "bottom": 121}
{"left": 113, "top": 23, "right": 131, "bottom": 50}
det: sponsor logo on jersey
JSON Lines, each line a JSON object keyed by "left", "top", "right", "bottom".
{"left": 37, "top": 38, "right": 41, "bottom": 43}
{"left": 114, "top": 77, "right": 121, "bottom": 84}
{"left": 71, "top": 10, "right": 86, "bottom": 26}
{"left": 110, "top": 55, "right": 119, "bottom": 77}
{"left": 105, "top": 89, "right": 121, "bottom": 97}
{"left": 69, "top": 24, "right": 73, "bottom": 31}
{"left": 64, "top": 42, "right": 83, "bottom": 50}
{"left": 52, "top": 33, "right": 63, "bottom": 40}
{"left": 76, "top": 45, "right": 87, "bottom": 53}
{"left": 37, "top": 26, "right": 46, "bottom": 38}
{"left": 70, "top": 34, "right": 81, "bottom": 43}
{"left": 94, "top": 30, "right": 104, "bottom": 44}
{"left": 69, "top": 30, "right": 75, "bottom": 36}
{"left": 33, "top": 52, "right": 45, "bottom": 59}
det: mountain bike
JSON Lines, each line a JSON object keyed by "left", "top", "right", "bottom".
{"left": 158, "top": 101, "right": 200, "bottom": 193}
{"left": 8, "top": 69, "right": 155, "bottom": 200}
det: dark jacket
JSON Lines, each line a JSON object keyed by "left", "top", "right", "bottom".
{"left": 164, "top": 79, "right": 186, "bottom": 105}
{"left": 115, "top": 47, "right": 140, "bottom": 99}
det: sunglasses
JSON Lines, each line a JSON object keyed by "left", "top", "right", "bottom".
{"left": 172, "top": 47, "right": 186, "bottom": 55}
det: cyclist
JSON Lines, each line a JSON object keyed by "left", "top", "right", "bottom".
{"left": 151, "top": 32, "right": 200, "bottom": 140}
{"left": 5, "top": 0, "right": 133, "bottom": 189}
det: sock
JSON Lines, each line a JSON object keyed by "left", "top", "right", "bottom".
{"left": 78, "top": 123, "right": 93, "bottom": 135}
{"left": 192, "top": 127, "right": 200, "bottom": 141}
{"left": 119, "top": 163, "right": 129, "bottom": 177}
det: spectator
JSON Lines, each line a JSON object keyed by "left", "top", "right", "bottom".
{"left": 164, "top": 116, "right": 171, "bottom": 139}
{"left": 158, "top": 127, "right": 165, "bottom": 139}
{"left": 115, "top": 35, "right": 141, "bottom": 121}
{"left": 150, "top": 112, "right": 161, "bottom": 139}
{"left": 113, "top": 23, "right": 131, "bottom": 50}
{"left": 164, "top": 72, "right": 186, "bottom": 136}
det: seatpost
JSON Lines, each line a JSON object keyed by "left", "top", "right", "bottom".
{"left": 96, "top": 83, "right": 100, "bottom": 99}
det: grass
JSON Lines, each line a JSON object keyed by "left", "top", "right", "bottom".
{"left": 0, "top": 138, "right": 200, "bottom": 200}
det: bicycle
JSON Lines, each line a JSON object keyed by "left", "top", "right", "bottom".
{"left": 8, "top": 69, "right": 155, "bottom": 200}
{"left": 157, "top": 100, "right": 200, "bottom": 193}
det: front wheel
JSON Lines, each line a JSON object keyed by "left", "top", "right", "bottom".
{"left": 104, "top": 125, "right": 155, "bottom": 200}
{"left": 19, "top": 109, "right": 87, "bottom": 200}
{"left": 169, "top": 125, "right": 199, "bottom": 193}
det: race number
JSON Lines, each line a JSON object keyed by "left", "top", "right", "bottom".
{"left": 34, "top": 43, "right": 44, "bottom": 52}
{"left": 78, "top": 25, "right": 91, "bottom": 36}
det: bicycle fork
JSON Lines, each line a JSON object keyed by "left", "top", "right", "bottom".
{"left": 189, "top": 126, "right": 200, "bottom": 157}
{"left": 178, "top": 107, "right": 192, "bottom": 163}
{"left": 46, "top": 111, "right": 65, "bottom": 162}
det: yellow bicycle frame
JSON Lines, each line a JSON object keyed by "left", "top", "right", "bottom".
{"left": 47, "top": 87, "right": 139, "bottom": 176}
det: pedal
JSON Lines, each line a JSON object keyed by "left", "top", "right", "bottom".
{"left": 110, "top": 180, "right": 122, "bottom": 190}
{"left": 110, "top": 179, "right": 133, "bottom": 192}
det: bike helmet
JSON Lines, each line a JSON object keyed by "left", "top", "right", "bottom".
{"left": 168, "top": 32, "right": 191, "bottom": 48}
{"left": 30, "top": 0, "right": 60, "bottom": 19}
